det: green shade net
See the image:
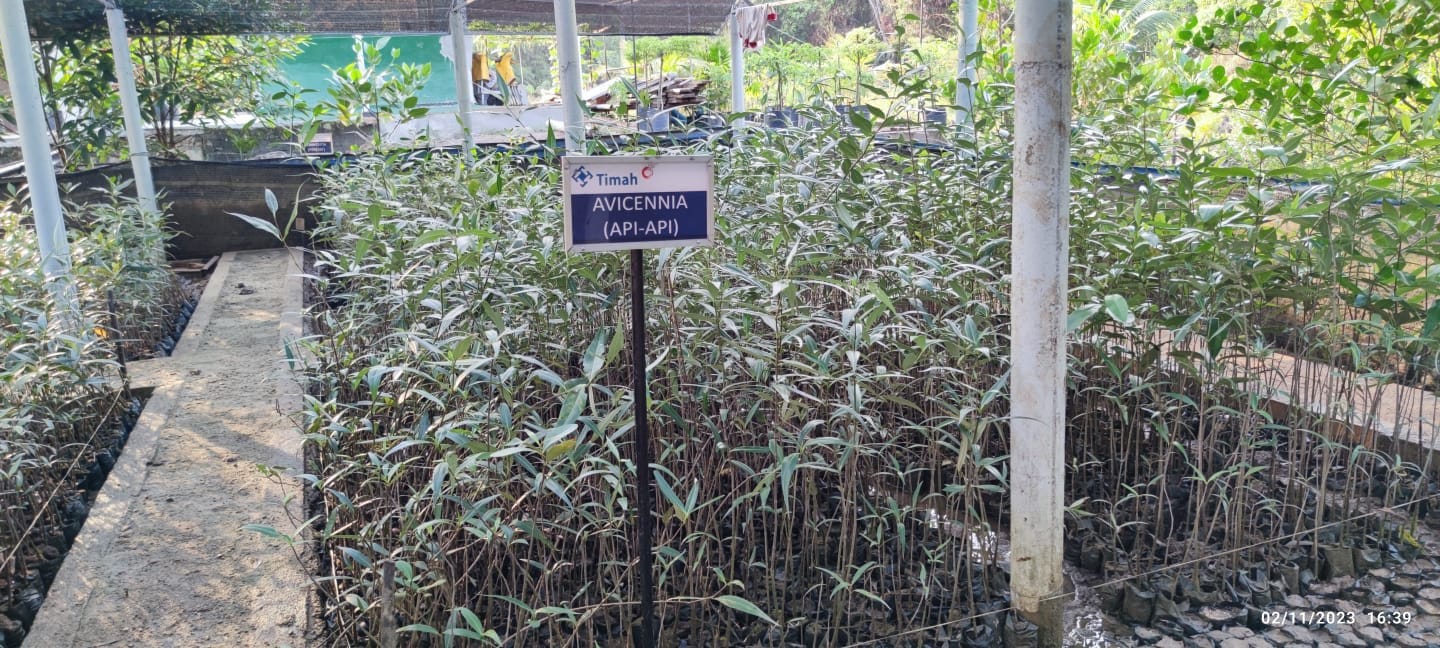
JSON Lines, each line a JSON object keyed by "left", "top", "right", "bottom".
{"left": 270, "top": 35, "right": 458, "bottom": 107}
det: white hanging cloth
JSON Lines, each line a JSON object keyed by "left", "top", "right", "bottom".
{"left": 735, "top": 3, "right": 777, "bottom": 50}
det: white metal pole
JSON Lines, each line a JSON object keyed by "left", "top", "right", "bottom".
{"left": 103, "top": 1, "right": 157, "bottom": 213}
{"left": 449, "top": 2, "right": 475, "bottom": 154}
{"left": 729, "top": 12, "right": 745, "bottom": 117}
{"left": 0, "top": 0, "right": 75, "bottom": 312}
{"left": 955, "top": 0, "right": 978, "bottom": 137}
{"left": 1009, "top": 0, "right": 1070, "bottom": 643}
{"left": 552, "top": 0, "right": 585, "bottom": 153}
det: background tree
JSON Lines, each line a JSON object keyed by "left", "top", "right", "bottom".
{"left": 1187, "top": 0, "right": 1440, "bottom": 164}
{"left": 1, "top": 0, "right": 300, "bottom": 168}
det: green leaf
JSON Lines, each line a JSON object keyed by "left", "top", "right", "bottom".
{"left": 242, "top": 523, "right": 283, "bottom": 539}
{"left": 654, "top": 470, "right": 687, "bottom": 521}
{"left": 1421, "top": 302, "right": 1440, "bottom": 339}
{"left": 339, "top": 546, "right": 371, "bottom": 568}
{"left": 1102, "top": 294, "right": 1135, "bottom": 326}
{"left": 227, "top": 212, "right": 281, "bottom": 240}
{"left": 488, "top": 595, "right": 535, "bottom": 614}
{"left": 457, "top": 606, "right": 486, "bottom": 631}
{"left": 582, "top": 329, "right": 607, "bottom": 379}
{"left": 264, "top": 188, "right": 279, "bottom": 215}
{"left": 1067, "top": 304, "right": 1101, "bottom": 332}
{"left": 1206, "top": 316, "right": 1231, "bottom": 359}
{"left": 606, "top": 325, "right": 625, "bottom": 364}
{"left": 485, "top": 446, "right": 526, "bottom": 460}
{"left": 398, "top": 624, "right": 440, "bottom": 635}
{"left": 542, "top": 439, "right": 576, "bottom": 461}
{"left": 715, "top": 594, "right": 777, "bottom": 626}
{"left": 779, "top": 453, "right": 798, "bottom": 507}
{"left": 535, "top": 606, "right": 578, "bottom": 617}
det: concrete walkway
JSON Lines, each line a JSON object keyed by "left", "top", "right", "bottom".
{"left": 1242, "top": 348, "right": 1440, "bottom": 468}
{"left": 1132, "top": 327, "right": 1440, "bottom": 476}
{"left": 28, "top": 249, "right": 308, "bottom": 648}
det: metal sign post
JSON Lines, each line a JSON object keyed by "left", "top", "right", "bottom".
{"left": 562, "top": 155, "right": 714, "bottom": 648}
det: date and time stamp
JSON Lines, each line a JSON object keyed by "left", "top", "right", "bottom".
{"left": 1260, "top": 609, "right": 1415, "bottom": 626}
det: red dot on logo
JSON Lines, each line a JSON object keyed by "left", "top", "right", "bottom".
{"left": 641, "top": 166, "right": 654, "bottom": 179}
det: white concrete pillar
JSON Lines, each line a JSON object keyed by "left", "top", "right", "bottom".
{"left": 552, "top": 0, "right": 585, "bottom": 153}
{"left": 1, "top": 0, "right": 75, "bottom": 314}
{"left": 955, "top": 0, "right": 978, "bottom": 137}
{"left": 1009, "top": 0, "right": 1071, "bottom": 643}
{"left": 729, "top": 12, "right": 745, "bottom": 116}
{"left": 103, "top": 1, "right": 158, "bottom": 213}
{"left": 449, "top": 2, "right": 474, "bottom": 154}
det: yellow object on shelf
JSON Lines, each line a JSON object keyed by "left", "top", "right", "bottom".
{"left": 495, "top": 52, "right": 515, "bottom": 85}
{"left": 471, "top": 51, "right": 489, "bottom": 83}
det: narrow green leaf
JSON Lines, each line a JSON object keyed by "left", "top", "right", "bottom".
{"left": 398, "top": 624, "right": 440, "bottom": 635}
{"left": 654, "top": 471, "right": 686, "bottom": 520}
{"left": 1206, "top": 316, "right": 1231, "bottom": 359}
{"left": 339, "top": 546, "right": 371, "bottom": 569}
{"left": 715, "top": 594, "right": 777, "bottom": 626}
{"left": 227, "top": 212, "right": 281, "bottom": 240}
{"left": 242, "top": 523, "right": 283, "bottom": 539}
{"left": 582, "top": 329, "right": 607, "bottom": 379}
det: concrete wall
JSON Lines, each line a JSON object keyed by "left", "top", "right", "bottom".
{"left": 2, "top": 161, "right": 315, "bottom": 260}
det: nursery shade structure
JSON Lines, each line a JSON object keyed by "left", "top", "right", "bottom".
{"left": 268, "top": 0, "right": 735, "bottom": 36}
{"left": 460, "top": 0, "right": 734, "bottom": 36}
{"left": 23, "top": 1, "right": 733, "bottom": 37}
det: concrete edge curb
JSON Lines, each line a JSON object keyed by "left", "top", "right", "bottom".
{"left": 261, "top": 247, "right": 313, "bottom": 647}
{"left": 26, "top": 378, "right": 185, "bottom": 646}
{"left": 24, "top": 251, "right": 240, "bottom": 641}
{"left": 124, "top": 251, "right": 235, "bottom": 388}
{"left": 172, "top": 250, "right": 236, "bottom": 358}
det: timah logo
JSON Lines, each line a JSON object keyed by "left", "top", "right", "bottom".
{"left": 571, "top": 166, "right": 594, "bottom": 187}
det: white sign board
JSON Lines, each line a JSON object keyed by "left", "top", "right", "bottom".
{"left": 561, "top": 155, "right": 714, "bottom": 252}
